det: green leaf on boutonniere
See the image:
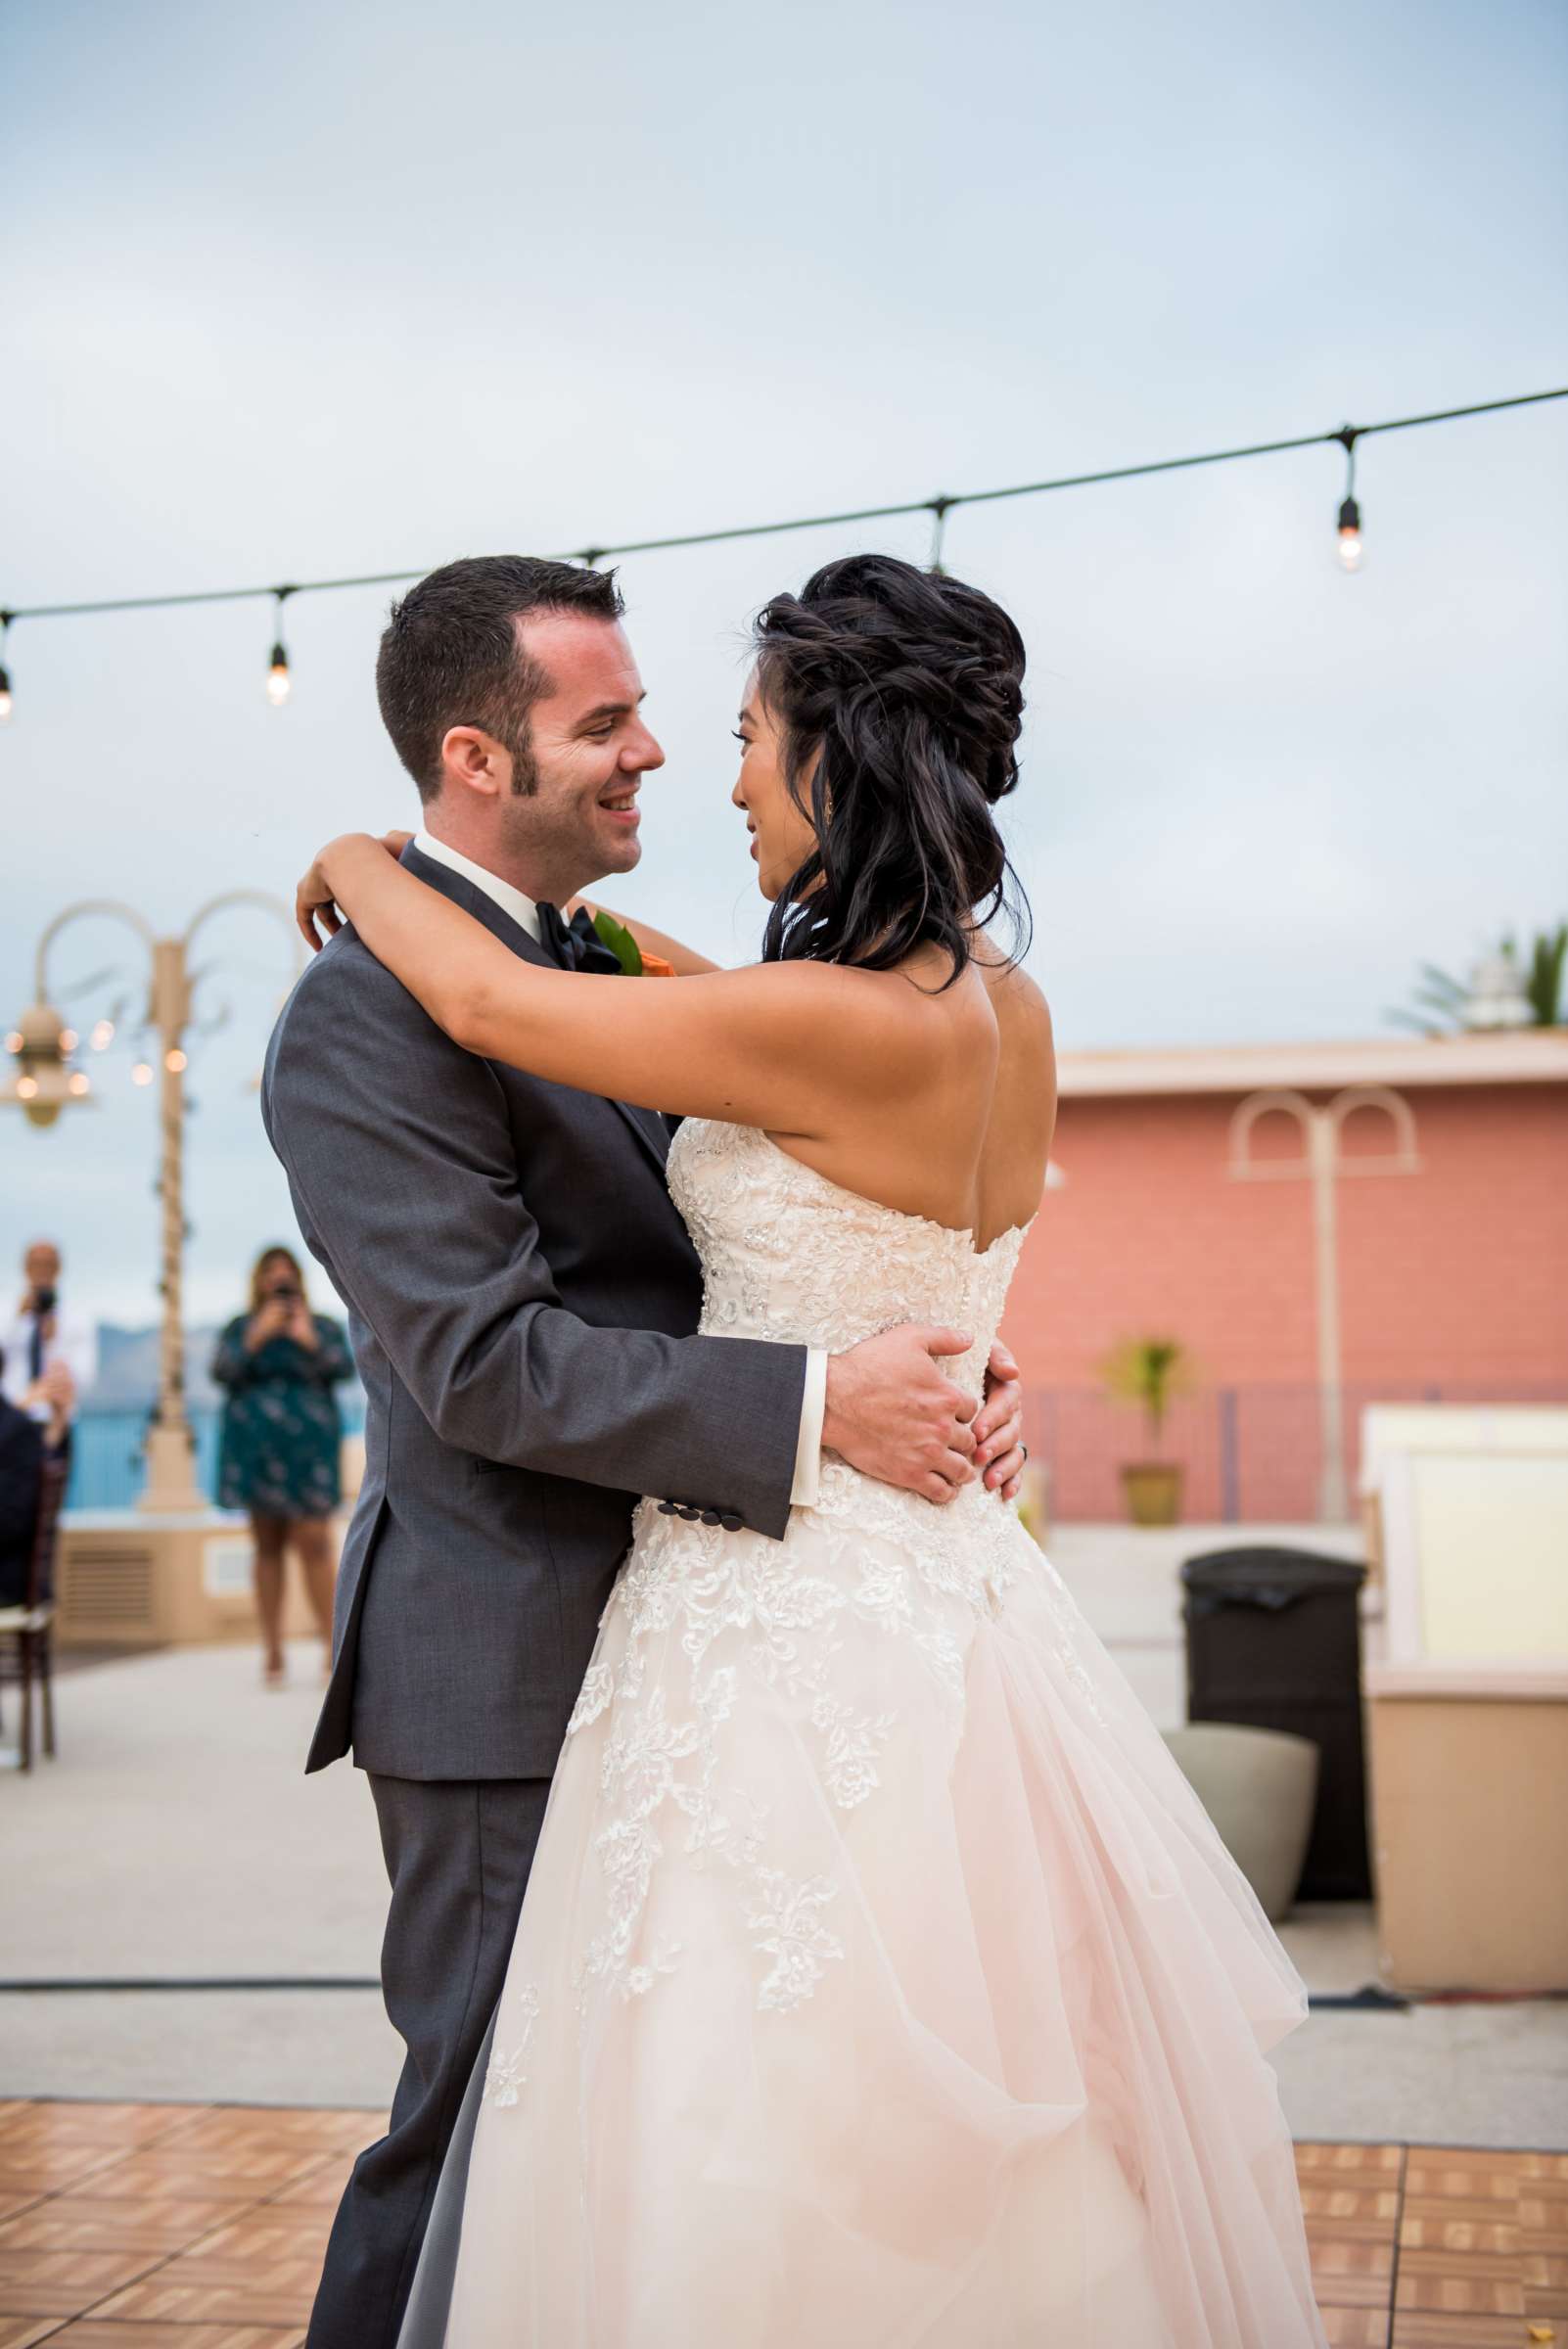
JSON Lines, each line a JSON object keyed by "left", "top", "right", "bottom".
{"left": 591, "top": 908, "right": 644, "bottom": 976}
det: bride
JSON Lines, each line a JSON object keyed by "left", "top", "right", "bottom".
{"left": 298, "top": 553, "right": 1327, "bottom": 2347}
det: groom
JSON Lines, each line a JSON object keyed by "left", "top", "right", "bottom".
{"left": 262, "top": 555, "right": 1027, "bottom": 2349}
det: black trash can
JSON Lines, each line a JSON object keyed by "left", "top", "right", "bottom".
{"left": 1180, "top": 1546, "right": 1371, "bottom": 1902}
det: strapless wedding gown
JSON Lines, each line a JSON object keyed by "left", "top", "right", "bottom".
{"left": 400, "top": 1118, "right": 1328, "bottom": 2348}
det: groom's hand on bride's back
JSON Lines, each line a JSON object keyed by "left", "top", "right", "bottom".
{"left": 822, "top": 1326, "right": 985, "bottom": 1506}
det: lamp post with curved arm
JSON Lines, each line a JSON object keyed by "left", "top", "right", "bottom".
{"left": 1228, "top": 1085, "right": 1421, "bottom": 1521}
{"left": 4, "top": 893, "right": 304, "bottom": 1511}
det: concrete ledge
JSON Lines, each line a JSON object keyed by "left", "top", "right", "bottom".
{"left": 57, "top": 1510, "right": 345, "bottom": 1647}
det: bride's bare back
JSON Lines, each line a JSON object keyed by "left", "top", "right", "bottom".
{"left": 761, "top": 940, "right": 1056, "bottom": 1256}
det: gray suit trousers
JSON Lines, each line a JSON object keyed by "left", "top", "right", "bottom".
{"left": 303, "top": 1773, "right": 550, "bottom": 2349}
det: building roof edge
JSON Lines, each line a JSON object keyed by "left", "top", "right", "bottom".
{"left": 1056, "top": 1030, "right": 1568, "bottom": 1098}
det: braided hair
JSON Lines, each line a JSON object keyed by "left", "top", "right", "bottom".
{"left": 753, "top": 553, "right": 1031, "bottom": 987}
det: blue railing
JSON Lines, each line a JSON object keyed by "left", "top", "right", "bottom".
{"left": 68, "top": 1401, "right": 367, "bottom": 1512}
{"left": 70, "top": 1382, "right": 1563, "bottom": 1519}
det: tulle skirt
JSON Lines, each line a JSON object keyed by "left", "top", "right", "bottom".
{"left": 401, "top": 1480, "right": 1327, "bottom": 2347}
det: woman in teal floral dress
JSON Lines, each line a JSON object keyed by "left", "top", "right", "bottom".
{"left": 212, "top": 1245, "right": 353, "bottom": 1684}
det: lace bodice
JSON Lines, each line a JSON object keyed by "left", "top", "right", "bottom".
{"left": 667, "top": 1118, "right": 1031, "bottom": 1395}
{"left": 503, "top": 1113, "right": 1081, "bottom": 2045}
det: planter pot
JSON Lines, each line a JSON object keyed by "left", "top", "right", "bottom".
{"left": 1121, "top": 1461, "right": 1183, "bottom": 1526}
{"left": 1161, "top": 1723, "right": 1321, "bottom": 1921}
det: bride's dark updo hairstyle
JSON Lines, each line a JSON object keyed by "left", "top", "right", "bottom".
{"left": 753, "top": 552, "right": 1030, "bottom": 987}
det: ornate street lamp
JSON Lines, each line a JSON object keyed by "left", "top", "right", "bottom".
{"left": 4, "top": 894, "right": 303, "bottom": 1511}
{"left": 2, "top": 1000, "right": 93, "bottom": 1128}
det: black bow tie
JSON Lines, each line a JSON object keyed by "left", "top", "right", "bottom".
{"left": 535, "top": 901, "right": 625, "bottom": 976}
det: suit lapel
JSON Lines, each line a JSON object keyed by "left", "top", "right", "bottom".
{"left": 400, "top": 845, "right": 671, "bottom": 1179}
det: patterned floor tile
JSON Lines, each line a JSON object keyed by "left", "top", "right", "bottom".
{"left": 1298, "top": 2141, "right": 1406, "bottom": 2164}
{"left": 1407, "top": 2154, "right": 1527, "bottom": 2201}
{"left": 92, "top": 2280, "right": 315, "bottom": 2326}
{"left": 0, "top": 2107, "right": 197, "bottom": 2150}
{"left": 1391, "top": 2318, "right": 1554, "bottom": 2348}
{"left": 74, "top": 2148, "right": 323, "bottom": 2202}
{"left": 0, "top": 2246, "right": 155, "bottom": 2316}
{"left": 1303, "top": 2183, "right": 1404, "bottom": 2225}
{"left": 1399, "top": 2209, "right": 1522, "bottom": 2256}
{"left": 1394, "top": 2245, "right": 1526, "bottom": 2317}
{"left": 155, "top": 2107, "right": 383, "bottom": 2155}
{"left": 1311, "top": 2234, "right": 1399, "bottom": 2307}
{"left": 1319, "top": 2312, "right": 1397, "bottom": 2347}
{"left": 0, "top": 2153, "right": 126, "bottom": 2201}
{"left": 6, "top": 2107, "right": 1566, "bottom": 2339}
{"left": 262, "top": 2163, "right": 350, "bottom": 2210}
{"left": 45, "top": 2327, "right": 306, "bottom": 2348}
{"left": 0, "top": 2193, "right": 238, "bottom": 2254}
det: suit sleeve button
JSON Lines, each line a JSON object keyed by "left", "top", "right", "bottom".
{"left": 700, "top": 1508, "right": 722, "bottom": 1526}
{"left": 678, "top": 1504, "right": 701, "bottom": 1521}
{"left": 657, "top": 1499, "right": 677, "bottom": 1516}
{"left": 719, "top": 1511, "right": 744, "bottom": 1533}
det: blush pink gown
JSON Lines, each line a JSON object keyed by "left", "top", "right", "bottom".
{"left": 400, "top": 1119, "right": 1328, "bottom": 2348}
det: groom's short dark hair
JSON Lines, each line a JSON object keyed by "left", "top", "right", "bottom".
{"left": 377, "top": 555, "right": 625, "bottom": 802}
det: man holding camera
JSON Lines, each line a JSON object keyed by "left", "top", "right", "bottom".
{"left": 2, "top": 1240, "right": 97, "bottom": 1451}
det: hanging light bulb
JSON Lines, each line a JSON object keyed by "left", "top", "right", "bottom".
{"left": 165, "top": 1046, "right": 188, "bottom": 1074}
{"left": 68, "top": 1071, "right": 91, "bottom": 1097}
{"left": 266, "top": 586, "right": 295, "bottom": 706}
{"left": 91, "top": 1018, "right": 115, "bottom": 1049}
{"left": 132, "top": 1060, "right": 154, "bottom": 1085}
{"left": 0, "top": 613, "right": 13, "bottom": 720}
{"left": 1333, "top": 426, "right": 1363, "bottom": 572}
{"left": 1337, "top": 494, "right": 1363, "bottom": 572}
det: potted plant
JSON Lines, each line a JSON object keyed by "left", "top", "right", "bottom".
{"left": 1101, "top": 1336, "right": 1191, "bottom": 1525}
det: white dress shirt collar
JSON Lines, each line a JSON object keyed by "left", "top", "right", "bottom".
{"left": 412, "top": 831, "right": 542, "bottom": 944}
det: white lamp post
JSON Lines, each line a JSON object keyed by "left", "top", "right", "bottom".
{"left": 1228, "top": 1086, "right": 1420, "bottom": 1522}
{"left": 4, "top": 893, "right": 302, "bottom": 1511}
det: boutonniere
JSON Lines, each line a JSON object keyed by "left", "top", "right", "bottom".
{"left": 591, "top": 910, "right": 675, "bottom": 979}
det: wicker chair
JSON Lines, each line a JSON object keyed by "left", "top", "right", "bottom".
{"left": 0, "top": 1450, "right": 68, "bottom": 1770}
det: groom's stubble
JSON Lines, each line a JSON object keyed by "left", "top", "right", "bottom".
{"left": 427, "top": 610, "right": 664, "bottom": 909}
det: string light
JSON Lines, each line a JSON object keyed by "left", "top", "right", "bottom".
{"left": 59, "top": 1027, "right": 78, "bottom": 1052}
{"left": 1334, "top": 426, "right": 1363, "bottom": 573}
{"left": 0, "top": 392, "right": 1558, "bottom": 708}
{"left": 68, "top": 1071, "right": 90, "bottom": 1097}
{"left": 0, "top": 613, "right": 12, "bottom": 720}
{"left": 266, "top": 586, "right": 295, "bottom": 707}
{"left": 132, "top": 1061, "right": 154, "bottom": 1085}
{"left": 91, "top": 1018, "right": 115, "bottom": 1048}
{"left": 164, "top": 1046, "right": 188, "bottom": 1074}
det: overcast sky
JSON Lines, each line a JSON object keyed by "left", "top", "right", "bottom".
{"left": 5, "top": 0, "right": 1566, "bottom": 1327}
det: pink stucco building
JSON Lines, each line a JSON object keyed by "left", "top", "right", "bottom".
{"left": 1004, "top": 1030, "right": 1568, "bottom": 1522}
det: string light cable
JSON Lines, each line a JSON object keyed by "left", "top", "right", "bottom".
{"left": 0, "top": 387, "right": 1561, "bottom": 718}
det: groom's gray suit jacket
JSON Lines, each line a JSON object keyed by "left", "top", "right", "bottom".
{"left": 260, "top": 845, "right": 807, "bottom": 1781}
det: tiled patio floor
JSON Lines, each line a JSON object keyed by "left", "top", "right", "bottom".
{"left": 1, "top": 2102, "right": 1565, "bottom": 2345}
